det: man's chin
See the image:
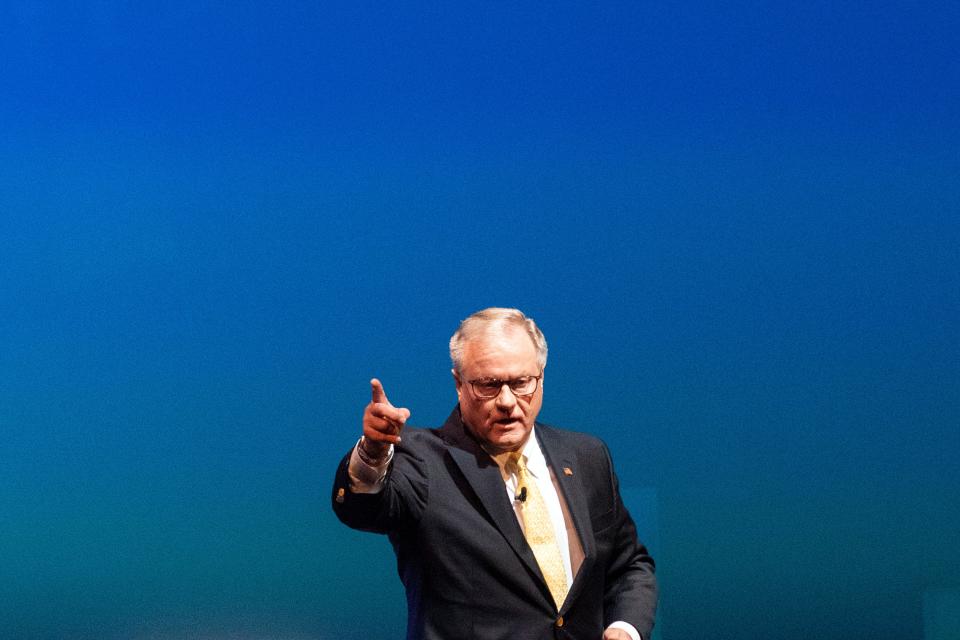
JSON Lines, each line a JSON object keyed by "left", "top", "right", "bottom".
{"left": 487, "top": 424, "right": 529, "bottom": 451}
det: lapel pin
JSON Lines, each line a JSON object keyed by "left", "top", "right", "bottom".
{"left": 562, "top": 467, "right": 573, "bottom": 476}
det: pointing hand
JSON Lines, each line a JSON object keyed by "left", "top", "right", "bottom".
{"left": 362, "top": 378, "right": 410, "bottom": 458}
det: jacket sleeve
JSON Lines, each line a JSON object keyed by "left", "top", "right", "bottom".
{"left": 331, "top": 439, "right": 430, "bottom": 535}
{"left": 601, "top": 443, "right": 658, "bottom": 640}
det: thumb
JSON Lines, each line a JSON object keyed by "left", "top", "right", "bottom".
{"left": 370, "top": 378, "right": 389, "bottom": 405}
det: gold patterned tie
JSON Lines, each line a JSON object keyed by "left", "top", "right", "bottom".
{"left": 509, "top": 452, "right": 569, "bottom": 609}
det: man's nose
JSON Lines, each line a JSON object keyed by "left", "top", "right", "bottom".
{"left": 494, "top": 384, "right": 518, "bottom": 409}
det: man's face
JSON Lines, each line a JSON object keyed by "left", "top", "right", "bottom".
{"left": 453, "top": 326, "right": 543, "bottom": 454}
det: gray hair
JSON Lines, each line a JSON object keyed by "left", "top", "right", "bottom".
{"left": 449, "top": 307, "right": 548, "bottom": 374}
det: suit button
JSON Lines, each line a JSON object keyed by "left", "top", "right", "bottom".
{"left": 555, "top": 616, "right": 564, "bottom": 628}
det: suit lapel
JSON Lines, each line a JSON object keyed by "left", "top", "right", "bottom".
{"left": 440, "top": 409, "right": 547, "bottom": 591}
{"left": 536, "top": 424, "right": 597, "bottom": 612}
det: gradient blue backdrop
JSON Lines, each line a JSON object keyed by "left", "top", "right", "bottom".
{"left": 2, "top": 2, "right": 958, "bottom": 639}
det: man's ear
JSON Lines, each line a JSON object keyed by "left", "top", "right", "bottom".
{"left": 452, "top": 369, "right": 462, "bottom": 399}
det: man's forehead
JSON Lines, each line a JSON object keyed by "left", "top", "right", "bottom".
{"left": 461, "top": 328, "right": 538, "bottom": 369}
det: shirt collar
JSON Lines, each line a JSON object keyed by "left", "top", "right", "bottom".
{"left": 519, "top": 426, "right": 548, "bottom": 479}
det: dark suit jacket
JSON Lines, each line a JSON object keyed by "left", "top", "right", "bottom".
{"left": 332, "top": 408, "right": 657, "bottom": 640}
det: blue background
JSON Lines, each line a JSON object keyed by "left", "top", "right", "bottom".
{"left": 2, "top": 2, "right": 958, "bottom": 639}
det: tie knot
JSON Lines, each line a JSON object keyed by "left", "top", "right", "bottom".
{"left": 492, "top": 451, "right": 526, "bottom": 475}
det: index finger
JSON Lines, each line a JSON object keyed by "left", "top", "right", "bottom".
{"left": 370, "top": 378, "right": 388, "bottom": 405}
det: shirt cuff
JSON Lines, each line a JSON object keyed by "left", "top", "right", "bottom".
{"left": 606, "top": 621, "right": 641, "bottom": 640}
{"left": 347, "top": 438, "right": 393, "bottom": 493}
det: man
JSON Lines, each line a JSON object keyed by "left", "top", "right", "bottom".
{"left": 332, "top": 308, "right": 657, "bottom": 639}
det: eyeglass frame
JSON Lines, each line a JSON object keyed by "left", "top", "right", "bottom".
{"left": 463, "top": 372, "right": 543, "bottom": 400}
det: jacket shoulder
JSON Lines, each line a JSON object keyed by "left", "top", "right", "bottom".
{"left": 536, "top": 422, "right": 610, "bottom": 454}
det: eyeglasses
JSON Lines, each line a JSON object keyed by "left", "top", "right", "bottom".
{"left": 466, "top": 374, "right": 542, "bottom": 399}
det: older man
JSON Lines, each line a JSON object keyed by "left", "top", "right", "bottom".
{"left": 332, "top": 308, "right": 657, "bottom": 640}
